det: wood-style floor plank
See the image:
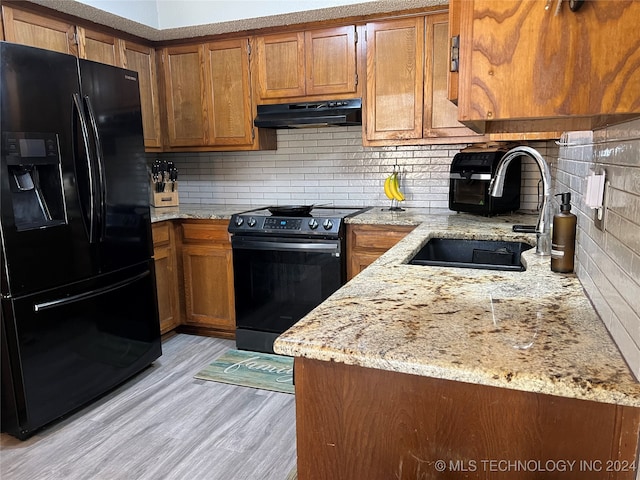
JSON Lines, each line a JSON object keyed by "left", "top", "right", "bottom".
{"left": 0, "top": 334, "right": 297, "bottom": 480}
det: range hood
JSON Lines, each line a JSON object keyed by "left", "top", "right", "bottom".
{"left": 254, "top": 98, "right": 362, "bottom": 128}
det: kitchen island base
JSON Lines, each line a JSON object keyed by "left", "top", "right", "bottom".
{"left": 294, "top": 358, "right": 640, "bottom": 480}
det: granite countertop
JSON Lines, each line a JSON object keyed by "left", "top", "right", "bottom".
{"left": 274, "top": 209, "right": 640, "bottom": 408}
{"left": 150, "top": 204, "right": 251, "bottom": 222}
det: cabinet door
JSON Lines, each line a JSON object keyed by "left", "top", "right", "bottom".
{"left": 1, "top": 5, "right": 77, "bottom": 55}
{"left": 162, "top": 45, "right": 208, "bottom": 146}
{"left": 457, "top": 0, "right": 640, "bottom": 133}
{"left": 254, "top": 31, "right": 306, "bottom": 99}
{"left": 152, "top": 222, "right": 180, "bottom": 334}
{"left": 181, "top": 222, "right": 235, "bottom": 334}
{"left": 423, "top": 13, "right": 478, "bottom": 139}
{"left": 77, "top": 27, "right": 125, "bottom": 67}
{"left": 124, "top": 41, "right": 162, "bottom": 149}
{"left": 204, "top": 38, "right": 253, "bottom": 146}
{"left": 447, "top": 0, "right": 461, "bottom": 104}
{"left": 182, "top": 245, "right": 235, "bottom": 332}
{"left": 365, "top": 18, "right": 424, "bottom": 141}
{"left": 305, "top": 26, "right": 357, "bottom": 96}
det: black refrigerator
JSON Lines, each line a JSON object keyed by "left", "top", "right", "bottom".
{"left": 0, "top": 42, "right": 161, "bottom": 439}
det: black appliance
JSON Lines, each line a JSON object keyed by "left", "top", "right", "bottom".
{"left": 1, "top": 42, "right": 161, "bottom": 439}
{"left": 448, "top": 149, "right": 521, "bottom": 216}
{"left": 228, "top": 205, "right": 370, "bottom": 353}
{"left": 253, "top": 98, "right": 362, "bottom": 128}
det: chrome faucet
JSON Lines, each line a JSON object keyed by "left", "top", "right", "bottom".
{"left": 489, "top": 146, "right": 552, "bottom": 256}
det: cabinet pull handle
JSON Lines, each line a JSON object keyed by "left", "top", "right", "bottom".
{"left": 450, "top": 35, "right": 460, "bottom": 73}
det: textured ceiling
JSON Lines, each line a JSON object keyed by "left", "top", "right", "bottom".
{"left": 27, "top": 0, "right": 448, "bottom": 41}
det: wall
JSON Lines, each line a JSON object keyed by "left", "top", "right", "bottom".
{"left": 161, "top": 127, "right": 555, "bottom": 211}
{"left": 76, "top": 0, "right": 381, "bottom": 29}
{"left": 555, "top": 119, "right": 640, "bottom": 379}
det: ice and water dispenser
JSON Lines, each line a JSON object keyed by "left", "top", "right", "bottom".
{"left": 3, "top": 132, "right": 67, "bottom": 231}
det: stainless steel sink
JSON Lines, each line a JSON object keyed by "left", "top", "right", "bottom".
{"left": 409, "top": 238, "right": 533, "bottom": 272}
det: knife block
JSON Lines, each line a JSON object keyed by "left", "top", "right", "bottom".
{"left": 150, "top": 179, "right": 179, "bottom": 207}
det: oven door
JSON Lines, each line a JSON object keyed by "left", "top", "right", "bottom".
{"left": 231, "top": 235, "right": 343, "bottom": 353}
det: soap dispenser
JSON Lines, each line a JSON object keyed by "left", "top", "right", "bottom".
{"left": 551, "top": 192, "right": 577, "bottom": 273}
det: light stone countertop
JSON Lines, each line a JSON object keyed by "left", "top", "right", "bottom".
{"left": 274, "top": 209, "right": 640, "bottom": 407}
{"left": 150, "top": 204, "right": 253, "bottom": 223}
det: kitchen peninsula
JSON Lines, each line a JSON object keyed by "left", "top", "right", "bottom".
{"left": 274, "top": 210, "right": 640, "bottom": 480}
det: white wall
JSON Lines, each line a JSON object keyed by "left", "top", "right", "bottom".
{"left": 76, "top": 0, "right": 377, "bottom": 29}
{"left": 75, "top": 0, "right": 160, "bottom": 28}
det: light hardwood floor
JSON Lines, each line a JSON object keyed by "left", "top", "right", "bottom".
{"left": 0, "top": 334, "right": 297, "bottom": 480}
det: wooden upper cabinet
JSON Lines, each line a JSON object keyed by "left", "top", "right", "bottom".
{"left": 123, "top": 41, "right": 163, "bottom": 150}
{"left": 162, "top": 39, "right": 275, "bottom": 150}
{"left": 254, "top": 26, "right": 358, "bottom": 102}
{"left": 77, "top": 27, "right": 124, "bottom": 67}
{"left": 365, "top": 15, "right": 482, "bottom": 145}
{"left": 1, "top": 5, "right": 77, "bottom": 55}
{"left": 454, "top": 0, "right": 640, "bottom": 134}
{"left": 423, "top": 13, "right": 479, "bottom": 139}
{"left": 204, "top": 38, "right": 253, "bottom": 146}
{"left": 162, "top": 44, "right": 208, "bottom": 146}
{"left": 365, "top": 18, "right": 424, "bottom": 141}
{"left": 255, "top": 31, "right": 306, "bottom": 99}
{"left": 305, "top": 26, "right": 357, "bottom": 96}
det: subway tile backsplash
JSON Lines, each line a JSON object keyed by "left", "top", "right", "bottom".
{"left": 160, "top": 127, "right": 555, "bottom": 211}
{"left": 556, "top": 118, "right": 640, "bottom": 378}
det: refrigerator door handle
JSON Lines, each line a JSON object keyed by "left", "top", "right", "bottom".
{"left": 72, "top": 93, "right": 99, "bottom": 244}
{"left": 33, "top": 270, "right": 150, "bottom": 312}
{"left": 83, "top": 95, "right": 106, "bottom": 241}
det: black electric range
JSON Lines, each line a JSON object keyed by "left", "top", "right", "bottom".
{"left": 228, "top": 205, "right": 370, "bottom": 353}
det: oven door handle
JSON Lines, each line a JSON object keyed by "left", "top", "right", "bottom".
{"left": 232, "top": 239, "right": 340, "bottom": 253}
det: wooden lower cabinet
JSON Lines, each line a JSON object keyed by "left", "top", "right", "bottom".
{"left": 151, "top": 221, "right": 180, "bottom": 334}
{"left": 346, "top": 224, "right": 415, "bottom": 280}
{"left": 180, "top": 220, "right": 235, "bottom": 337}
{"left": 294, "top": 358, "right": 640, "bottom": 480}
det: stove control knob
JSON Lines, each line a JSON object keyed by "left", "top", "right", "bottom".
{"left": 308, "top": 218, "right": 319, "bottom": 230}
{"left": 247, "top": 217, "right": 257, "bottom": 227}
{"left": 322, "top": 219, "right": 333, "bottom": 230}
{"left": 234, "top": 216, "right": 244, "bottom": 227}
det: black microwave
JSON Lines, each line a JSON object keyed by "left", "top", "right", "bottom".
{"left": 448, "top": 150, "right": 521, "bottom": 216}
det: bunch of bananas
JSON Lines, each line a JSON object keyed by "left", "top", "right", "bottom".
{"left": 383, "top": 171, "right": 405, "bottom": 202}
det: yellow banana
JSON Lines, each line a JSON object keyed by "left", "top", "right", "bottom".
{"left": 391, "top": 172, "right": 405, "bottom": 201}
{"left": 383, "top": 174, "right": 395, "bottom": 200}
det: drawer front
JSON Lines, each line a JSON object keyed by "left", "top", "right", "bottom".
{"left": 182, "top": 221, "right": 230, "bottom": 244}
{"left": 152, "top": 222, "right": 171, "bottom": 245}
{"left": 350, "top": 225, "right": 415, "bottom": 252}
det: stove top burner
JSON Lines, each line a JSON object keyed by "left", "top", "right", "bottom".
{"left": 228, "top": 205, "right": 371, "bottom": 237}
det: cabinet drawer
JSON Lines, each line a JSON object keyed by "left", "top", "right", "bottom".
{"left": 151, "top": 222, "right": 171, "bottom": 245}
{"left": 181, "top": 221, "right": 230, "bottom": 244}
{"left": 350, "top": 225, "right": 415, "bottom": 252}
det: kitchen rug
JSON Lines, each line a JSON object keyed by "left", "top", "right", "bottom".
{"left": 194, "top": 349, "right": 294, "bottom": 394}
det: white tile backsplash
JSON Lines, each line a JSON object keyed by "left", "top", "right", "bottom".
{"left": 556, "top": 118, "right": 640, "bottom": 378}
{"left": 161, "top": 127, "right": 555, "bottom": 211}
